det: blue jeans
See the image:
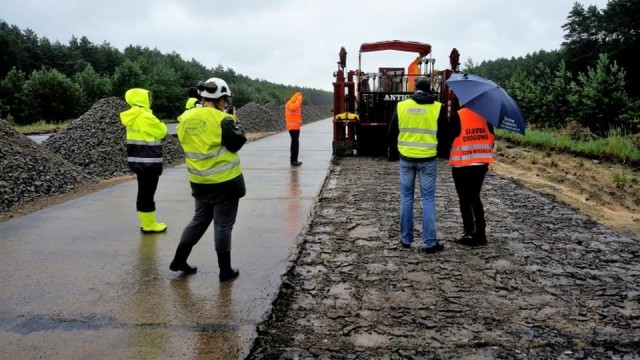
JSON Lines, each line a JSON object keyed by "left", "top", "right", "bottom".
{"left": 399, "top": 158, "right": 437, "bottom": 247}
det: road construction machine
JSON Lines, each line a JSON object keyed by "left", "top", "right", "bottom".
{"left": 331, "top": 40, "right": 461, "bottom": 158}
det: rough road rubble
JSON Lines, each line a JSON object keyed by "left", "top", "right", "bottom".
{"left": 0, "top": 98, "right": 330, "bottom": 214}
{"left": 248, "top": 157, "right": 640, "bottom": 359}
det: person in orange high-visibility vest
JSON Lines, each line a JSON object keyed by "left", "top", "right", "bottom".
{"left": 447, "top": 106, "right": 495, "bottom": 247}
{"left": 406, "top": 56, "right": 421, "bottom": 92}
{"left": 285, "top": 92, "right": 303, "bottom": 166}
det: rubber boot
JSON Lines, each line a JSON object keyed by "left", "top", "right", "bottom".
{"left": 217, "top": 251, "right": 239, "bottom": 282}
{"left": 138, "top": 211, "right": 167, "bottom": 234}
{"left": 170, "top": 243, "right": 198, "bottom": 274}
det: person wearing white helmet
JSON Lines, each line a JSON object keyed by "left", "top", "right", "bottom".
{"left": 170, "top": 77, "right": 247, "bottom": 281}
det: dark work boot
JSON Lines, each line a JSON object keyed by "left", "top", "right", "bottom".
{"left": 170, "top": 243, "right": 198, "bottom": 275}
{"left": 454, "top": 232, "right": 475, "bottom": 246}
{"left": 217, "top": 251, "right": 239, "bottom": 282}
{"left": 473, "top": 230, "right": 487, "bottom": 247}
{"left": 290, "top": 161, "right": 302, "bottom": 166}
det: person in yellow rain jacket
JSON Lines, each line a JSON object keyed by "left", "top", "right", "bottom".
{"left": 170, "top": 77, "right": 247, "bottom": 281}
{"left": 119, "top": 88, "right": 168, "bottom": 233}
{"left": 285, "top": 92, "right": 303, "bottom": 166}
{"left": 447, "top": 106, "right": 495, "bottom": 247}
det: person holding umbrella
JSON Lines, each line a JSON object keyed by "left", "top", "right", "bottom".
{"left": 447, "top": 105, "right": 495, "bottom": 246}
{"left": 444, "top": 73, "right": 526, "bottom": 246}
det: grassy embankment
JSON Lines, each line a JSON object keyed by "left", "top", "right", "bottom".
{"left": 496, "top": 128, "right": 640, "bottom": 168}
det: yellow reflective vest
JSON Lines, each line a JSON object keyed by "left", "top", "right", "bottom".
{"left": 119, "top": 88, "right": 167, "bottom": 173}
{"left": 177, "top": 107, "right": 242, "bottom": 184}
{"left": 185, "top": 97, "right": 198, "bottom": 110}
{"left": 396, "top": 98, "right": 440, "bottom": 158}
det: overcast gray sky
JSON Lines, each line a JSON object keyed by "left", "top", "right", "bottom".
{"left": 0, "top": 0, "right": 608, "bottom": 91}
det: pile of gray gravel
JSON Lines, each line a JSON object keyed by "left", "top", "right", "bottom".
{"left": 1, "top": 98, "right": 331, "bottom": 215}
{"left": 43, "top": 97, "right": 185, "bottom": 179}
{"left": 238, "top": 102, "right": 331, "bottom": 133}
{"left": 0, "top": 119, "right": 97, "bottom": 212}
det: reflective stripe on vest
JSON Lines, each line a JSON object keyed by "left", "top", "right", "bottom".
{"left": 127, "top": 157, "right": 163, "bottom": 163}
{"left": 127, "top": 139, "right": 163, "bottom": 146}
{"left": 177, "top": 107, "right": 242, "bottom": 184}
{"left": 449, "top": 108, "right": 495, "bottom": 166}
{"left": 187, "top": 158, "right": 241, "bottom": 177}
{"left": 397, "top": 99, "right": 440, "bottom": 158}
{"left": 125, "top": 135, "right": 163, "bottom": 166}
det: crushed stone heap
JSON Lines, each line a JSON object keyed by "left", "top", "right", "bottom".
{"left": 0, "top": 119, "right": 97, "bottom": 212}
{"left": 238, "top": 103, "right": 332, "bottom": 133}
{"left": 237, "top": 102, "right": 282, "bottom": 132}
{"left": 43, "top": 97, "right": 184, "bottom": 179}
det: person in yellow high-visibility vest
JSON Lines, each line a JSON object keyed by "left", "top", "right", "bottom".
{"left": 387, "top": 78, "right": 448, "bottom": 254}
{"left": 170, "top": 77, "right": 247, "bottom": 281}
{"left": 120, "top": 88, "right": 168, "bottom": 234}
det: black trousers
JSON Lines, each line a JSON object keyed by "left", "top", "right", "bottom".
{"left": 289, "top": 129, "right": 300, "bottom": 163}
{"left": 452, "top": 164, "right": 488, "bottom": 235}
{"left": 136, "top": 171, "right": 160, "bottom": 212}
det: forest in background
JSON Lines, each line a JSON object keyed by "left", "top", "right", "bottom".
{"left": 0, "top": 20, "right": 333, "bottom": 125}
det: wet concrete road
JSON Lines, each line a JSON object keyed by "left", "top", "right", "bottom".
{"left": 0, "top": 119, "right": 333, "bottom": 359}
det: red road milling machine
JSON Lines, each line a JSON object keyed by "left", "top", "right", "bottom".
{"left": 332, "top": 40, "right": 462, "bottom": 159}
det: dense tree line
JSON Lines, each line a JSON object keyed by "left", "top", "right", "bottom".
{"left": 465, "top": 0, "right": 639, "bottom": 135}
{"left": 0, "top": 20, "right": 332, "bottom": 125}
{"left": 2, "top": 0, "right": 639, "bottom": 135}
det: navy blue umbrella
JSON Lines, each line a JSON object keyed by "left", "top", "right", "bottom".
{"left": 445, "top": 73, "right": 526, "bottom": 134}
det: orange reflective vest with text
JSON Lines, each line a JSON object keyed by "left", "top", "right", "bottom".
{"left": 449, "top": 108, "right": 495, "bottom": 166}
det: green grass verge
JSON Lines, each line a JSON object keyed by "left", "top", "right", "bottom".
{"left": 496, "top": 128, "right": 640, "bottom": 167}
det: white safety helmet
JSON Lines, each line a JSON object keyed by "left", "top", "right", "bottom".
{"left": 199, "top": 77, "right": 232, "bottom": 99}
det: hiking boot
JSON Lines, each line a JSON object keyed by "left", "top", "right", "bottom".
{"left": 454, "top": 233, "right": 476, "bottom": 246}
{"left": 400, "top": 241, "right": 411, "bottom": 249}
{"left": 423, "top": 242, "right": 444, "bottom": 254}
{"left": 473, "top": 232, "right": 487, "bottom": 247}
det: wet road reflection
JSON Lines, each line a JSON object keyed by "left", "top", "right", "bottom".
{"left": 170, "top": 279, "right": 242, "bottom": 358}
{"left": 128, "top": 234, "right": 169, "bottom": 359}
{"left": 285, "top": 168, "right": 303, "bottom": 239}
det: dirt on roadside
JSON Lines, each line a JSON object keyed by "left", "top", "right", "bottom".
{"left": 491, "top": 140, "right": 640, "bottom": 241}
